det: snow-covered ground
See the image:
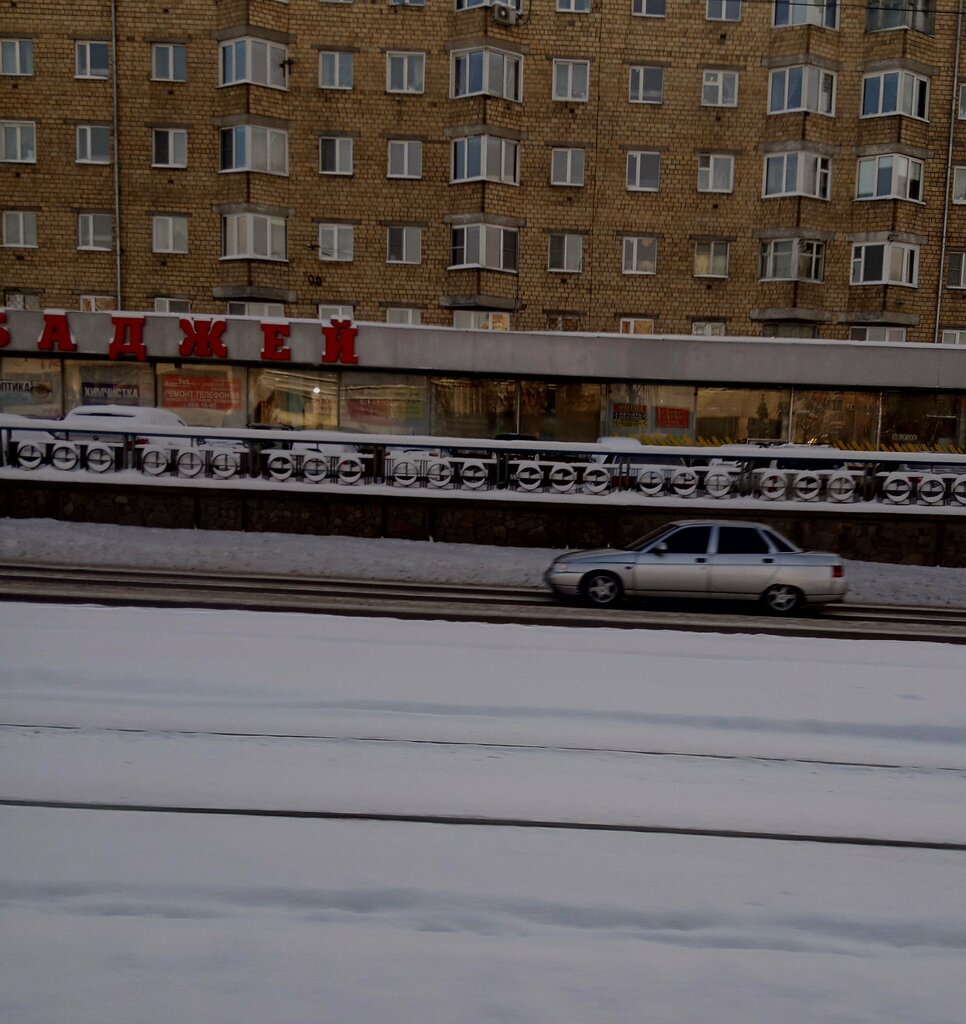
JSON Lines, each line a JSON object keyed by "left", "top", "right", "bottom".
{"left": 2, "top": 517, "right": 966, "bottom": 1022}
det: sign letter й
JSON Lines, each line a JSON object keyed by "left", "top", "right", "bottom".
{"left": 321, "top": 319, "right": 359, "bottom": 365}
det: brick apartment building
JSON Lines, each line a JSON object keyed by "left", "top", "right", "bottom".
{"left": 3, "top": 0, "right": 966, "bottom": 342}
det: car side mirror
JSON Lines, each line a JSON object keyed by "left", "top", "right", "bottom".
{"left": 654, "top": 542, "right": 668, "bottom": 555}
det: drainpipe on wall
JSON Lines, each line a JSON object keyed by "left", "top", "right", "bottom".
{"left": 935, "top": 0, "right": 965, "bottom": 343}
{"left": 111, "top": 0, "right": 123, "bottom": 309}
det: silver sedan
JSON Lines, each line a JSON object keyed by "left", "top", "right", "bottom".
{"left": 544, "top": 520, "right": 848, "bottom": 614}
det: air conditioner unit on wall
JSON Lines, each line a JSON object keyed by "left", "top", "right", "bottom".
{"left": 492, "top": 2, "right": 522, "bottom": 24}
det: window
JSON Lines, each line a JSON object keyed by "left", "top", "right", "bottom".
{"left": 948, "top": 252, "right": 966, "bottom": 288}
{"left": 76, "top": 41, "right": 109, "bottom": 79}
{"left": 954, "top": 166, "right": 966, "bottom": 203}
{"left": 663, "top": 526, "right": 712, "bottom": 555}
{"left": 2, "top": 210, "right": 37, "bottom": 247}
{"left": 632, "top": 0, "right": 666, "bottom": 14}
{"left": 0, "top": 121, "right": 36, "bottom": 163}
{"left": 221, "top": 212, "right": 287, "bottom": 261}
{"left": 152, "top": 214, "right": 188, "bottom": 254}
{"left": 960, "top": 84, "right": 966, "bottom": 119}
{"left": 629, "top": 65, "right": 663, "bottom": 104}
{"left": 619, "top": 317, "right": 656, "bottom": 335}
{"left": 387, "top": 307, "right": 421, "bottom": 324}
{"left": 627, "top": 151, "right": 660, "bottom": 191}
{"left": 851, "top": 241, "right": 918, "bottom": 285}
{"left": 220, "top": 38, "right": 288, "bottom": 89}
{"left": 553, "top": 59, "right": 590, "bottom": 101}
{"left": 856, "top": 154, "right": 923, "bottom": 201}
{"left": 78, "top": 212, "right": 112, "bottom": 251}
{"left": 387, "top": 51, "right": 424, "bottom": 93}
{"left": 867, "top": 0, "right": 934, "bottom": 34}
{"left": 319, "top": 303, "right": 353, "bottom": 320}
{"left": 759, "top": 238, "right": 825, "bottom": 281}
{"left": 694, "top": 240, "right": 730, "bottom": 277}
{"left": 764, "top": 152, "right": 831, "bottom": 199}
{"left": 387, "top": 225, "right": 422, "bottom": 264}
{"left": 319, "top": 51, "right": 353, "bottom": 90}
{"left": 153, "top": 128, "right": 187, "bottom": 168}
{"left": 862, "top": 70, "right": 928, "bottom": 119}
{"left": 320, "top": 136, "right": 353, "bottom": 175}
{"left": 548, "top": 233, "right": 583, "bottom": 272}
{"left": 220, "top": 126, "right": 287, "bottom": 175}
{"left": 453, "top": 310, "right": 511, "bottom": 330}
{"left": 698, "top": 153, "right": 734, "bottom": 192}
{"left": 848, "top": 325, "right": 907, "bottom": 341}
{"left": 79, "top": 294, "right": 115, "bottom": 311}
{"left": 702, "top": 70, "right": 738, "bottom": 107}
{"left": 1, "top": 39, "right": 33, "bottom": 76}
{"left": 706, "top": 0, "right": 741, "bottom": 19}
{"left": 452, "top": 48, "right": 522, "bottom": 101}
{"left": 941, "top": 329, "right": 966, "bottom": 344}
{"left": 152, "top": 43, "right": 187, "bottom": 81}
{"left": 551, "top": 147, "right": 585, "bottom": 186}
{"left": 558, "top": 0, "right": 591, "bottom": 10}
{"left": 4, "top": 291, "right": 40, "bottom": 310}
{"left": 774, "top": 0, "right": 838, "bottom": 28}
{"left": 228, "top": 300, "right": 284, "bottom": 317}
{"left": 76, "top": 125, "right": 110, "bottom": 164}
{"left": 769, "top": 65, "right": 835, "bottom": 115}
{"left": 692, "top": 320, "right": 726, "bottom": 335}
{"left": 388, "top": 140, "right": 422, "bottom": 178}
{"left": 155, "top": 297, "right": 191, "bottom": 313}
{"left": 623, "top": 236, "right": 658, "bottom": 274}
{"left": 319, "top": 223, "right": 354, "bottom": 262}
{"left": 450, "top": 224, "right": 518, "bottom": 272}
{"left": 451, "top": 135, "right": 519, "bottom": 185}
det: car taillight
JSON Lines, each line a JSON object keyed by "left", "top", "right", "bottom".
{"left": 832, "top": 565, "right": 845, "bottom": 578}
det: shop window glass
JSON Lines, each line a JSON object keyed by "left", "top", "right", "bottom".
{"left": 606, "top": 383, "right": 697, "bottom": 440}
{"left": 695, "top": 387, "right": 790, "bottom": 443}
{"left": 249, "top": 368, "right": 338, "bottom": 429}
{"left": 64, "top": 360, "right": 155, "bottom": 411}
{"left": 0, "top": 357, "right": 62, "bottom": 416}
{"left": 879, "top": 391, "right": 961, "bottom": 448}
{"left": 519, "top": 381, "right": 603, "bottom": 441}
{"left": 430, "top": 377, "right": 518, "bottom": 437}
{"left": 156, "top": 363, "right": 247, "bottom": 428}
{"left": 790, "top": 390, "right": 877, "bottom": 446}
{"left": 339, "top": 372, "right": 430, "bottom": 434}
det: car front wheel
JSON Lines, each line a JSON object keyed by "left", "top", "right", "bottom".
{"left": 581, "top": 571, "right": 623, "bottom": 608}
{"left": 760, "top": 584, "right": 804, "bottom": 615}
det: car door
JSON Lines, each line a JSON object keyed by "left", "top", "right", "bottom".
{"left": 631, "top": 525, "right": 712, "bottom": 597}
{"left": 707, "top": 525, "right": 778, "bottom": 598}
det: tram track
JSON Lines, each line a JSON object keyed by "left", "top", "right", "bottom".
{"left": 2, "top": 560, "right": 965, "bottom": 641}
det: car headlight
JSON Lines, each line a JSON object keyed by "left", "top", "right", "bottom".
{"left": 553, "top": 562, "right": 572, "bottom": 572}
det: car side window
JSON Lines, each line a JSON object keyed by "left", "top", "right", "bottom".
{"left": 716, "top": 526, "right": 770, "bottom": 554}
{"left": 661, "top": 526, "right": 711, "bottom": 554}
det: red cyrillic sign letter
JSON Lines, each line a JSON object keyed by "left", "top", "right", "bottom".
{"left": 0, "top": 312, "right": 9, "bottom": 349}
{"left": 108, "top": 316, "right": 148, "bottom": 361}
{"left": 37, "top": 313, "right": 78, "bottom": 353}
{"left": 179, "top": 319, "right": 229, "bottom": 359}
{"left": 260, "top": 322, "right": 291, "bottom": 362}
{"left": 321, "top": 319, "right": 359, "bottom": 365}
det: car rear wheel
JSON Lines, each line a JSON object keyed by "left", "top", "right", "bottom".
{"left": 760, "top": 584, "right": 804, "bottom": 615}
{"left": 581, "top": 571, "right": 623, "bottom": 608}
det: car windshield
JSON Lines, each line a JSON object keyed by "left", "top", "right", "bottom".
{"left": 624, "top": 525, "right": 675, "bottom": 551}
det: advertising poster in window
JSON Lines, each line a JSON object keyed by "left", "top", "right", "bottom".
{"left": 0, "top": 359, "right": 62, "bottom": 417}
{"left": 340, "top": 373, "right": 430, "bottom": 434}
{"left": 64, "top": 361, "right": 155, "bottom": 413}
{"left": 156, "top": 365, "right": 247, "bottom": 427}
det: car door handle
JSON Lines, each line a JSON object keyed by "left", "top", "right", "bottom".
{"left": 763, "top": 557, "right": 774, "bottom": 563}
{"left": 695, "top": 557, "right": 707, "bottom": 563}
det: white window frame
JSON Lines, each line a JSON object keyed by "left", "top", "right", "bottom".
{"left": 451, "top": 47, "right": 523, "bottom": 102}
{"left": 153, "top": 128, "right": 187, "bottom": 168}
{"left": 619, "top": 317, "right": 656, "bottom": 335}
{"left": 702, "top": 70, "right": 738, "bottom": 107}
{"left": 698, "top": 153, "right": 734, "bottom": 192}
{"left": 220, "top": 125, "right": 288, "bottom": 175}
{"left": 953, "top": 166, "right": 966, "bottom": 204}
{"left": 856, "top": 154, "right": 923, "bottom": 201}
{"left": 861, "top": 70, "right": 929, "bottom": 119}
{"left": 79, "top": 294, "right": 115, "bottom": 312}
{"left": 221, "top": 212, "right": 287, "bottom": 261}
{"left": 318, "top": 223, "right": 354, "bottom": 262}
{"left": 152, "top": 43, "right": 187, "bottom": 82}
{"left": 622, "top": 235, "right": 658, "bottom": 274}
{"left": 219, "top": 38, "right": 289, "bottom": 90}
{"left": 76, "top": 124, "right": 110, "bottom": 164}
{"left": 867, "top": 0, "right": 934, "bottom": 34}
{"left": 774, "top": 0, "right": 838, "bottom": 29}
{"left": 152, "top": 214, "right": 189, "bottom": 254}
{"left": 632, "top": 0, "right": 666, "bottom": 15}
{"left": 759, "top": 238, "right": 826, "bottom": 282}
{"left": 319, "top": 304, "right": 354, "bottom": 321}
{"left": 848, "top": 325, "right": 907, "bottom": 342}
{"left": 692, "top": 320, "right": 727, "bottom": 336}
{"left": 769, "top": 65, "right": 835, "bottom": 116}
{"left": 0, "top": 38, "right": 33, "bottom": 76}
{"left": 941, "top": 329, "right": 966, "bottom": 344}
{"left": 629, "top": 65, "right": 664, "bottom": 104}
{"left": 948, "top": 252, "right": 966, "bottom": 288}
{"left": 851, "top": 242, "right": 918, "bottom": 286}
{"left": 453, "top": 310, "right": 511, "bottom": 330}
{"left": 75, "top": 40, "right": 109, "bottom": 79}
{"left": 451, "top": 135, "right": 519, "bottom": 185}
{"left": 548, "top": 233, "right": 583, "bottom": 272}
{"left": 78, "top": 212, "right": 112, "bottom": 251}
{"left": 386, "top": 307, "right": 422, "bottom": 324}
{"left": 319, "top": 51, "right": 353, "bottom": 90}
{"left": 227, "top": 301, "right": 285, "bottom": 317}
{"left": 763, "top": 151, "right": 831, "bottom": 200}
{"left": 388, "top": 140, "right": 422, "bottom": 179}
{"left": 4, "top": 291, "right": 40, "bottom": 310}
{"left": 0, "top": 120, "right": 36, "bottom": 163}
{"left": 2, "top": 209, "right": 37, "bottom": 248}
{"left": 551, "top": 147, "right": 585, "bottom": 187}
{"left": 694, "top": 240, "right": 730, "bottom": 277}
{"left": 706, "top": 0, "right": 741, "bottom": 20}
{"left": 155, "top": 297, "right": 192, "bottom": 313}
{"left": 557, "top": 0, "right": 591, "bottom": 11}
{"left": 319, "top": 136, "right": 354, "bottom": 176}
{"left": 449, "top": 223, "right": 519, "bottom": 273}
{"left": 553, "top": 59, "right": 590, "bottom": 102}
{"left": 386, "top": 51, "right": 425, "bottom": 94}
{"left": 626, "top": 150, "right": 660, "bottom": 191}
{"left": 386, "top": 225, "right": 422, "bottom": 264}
